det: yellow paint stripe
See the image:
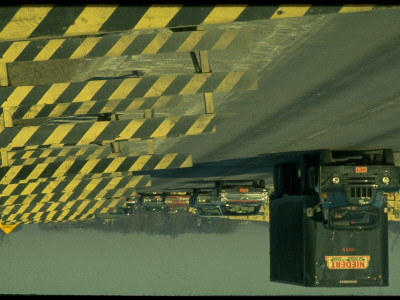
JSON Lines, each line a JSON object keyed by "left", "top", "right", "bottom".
{"left": 4, "top": 86, "right": 34, "bottom": 107}
{"left": 70, "top": 36, "right": 101, "bottom": 59}
{"left": 1, "top": 41, "right": 30, "bottom": 62}
{"left": 270, "top": 5, "right": 311, "bottom": 19}
{"left": 41, "top": 180, "right": 60, "bottom": 194}
{"left": 24, "top": 163, "right": 48, "bottom": 182}
{"left": 46, "top": 202, "right": 61, "bottom": 212}
{"left": 62, "top": 179, "right": 82, "bottom": 193}
{"left": 1, "top": 183, "right": 18, "bottom": 196}
{"left": 152, "top": 95, "right": 172, "bottom": 109}
{"left": 80, "top": 158, "right": 100, "bottom": 175}
{"left": 133, "top": 6, "right": 182, "bottom": 30}
{"left": 34, "top": 39, "right": 65, "bottom": 61}
{"left": 74, "top": 101, "right": 95, "bottom": 115}
{"left": 202, "top": 5, "right": 246, "bottom": 25}
{"left": 31, "top": 202, "right": 46, "bottom": 213}
{"left": 105, "top": 34, "right": 137, "bottom": 57}
{"left": 126, "top": 98, "right": 145, "bottom": 110}
{"left": 154, "top": 153, "right": 177, "bottom": 170}
{"left": 176, "top": 31, "right": 204, "bottom": 52}
{"left": 150, "top": 116, "right": 180, "bottom": 138}
{"left": 43, "top": 123, "right": 75, "bottom": 145}
{"left": 37, "top": 82, "right": 70, "bottom": 105}
{"left": 83, "top": 178, "right": 104, "bottom": 191}
{"left": 48, "top": 103, "right": 68, "bottom": 117}
{"left": 118, "top": 119, "right": 145, "bottom": 140}
{"left": 180, "top": 155, "right": 193, "bottom": 168}
{"left": 124, "top": 176, "right": 140, "bottom": 188}
{"left": 338, "top": 5, "right": 374, "bottom": 13}
{"left": 211, "top": 29, "right": 239, "bottom": 51}
{"left": 144, "top": 75, "right": 177, "bottom": 98}
{"left": 73, "top": 80, "right": 106, "bottom": 102}
{"left": 108, "top": 78, "right": 141, "bottom": 100}
{"left": 1, "top": 166, "right": 22, "bottom": 185}
{"left": 142, "top": 32, "right": 173, "bottom": 54}
{"left": 102, "top": 99, "right": 120, "bottom": 112}
{"left": 76, "top": 122, "right": 108, "bottom": 145}
{"left": 20, "top": 181, "right": 41, "bottom": 195}
{"left": 103, "top": 157, "right": 125, "bottom": 173}
{"left": 39, "top": 149, "right": 52, "bottom": 158}
{"left": 214, "top": 70, "right": 245, "bottom": 93}
{"left": 10, "top": 126, "right": 39, "bottom": 148}
{"left": 179, "top": 73, "right": 209, "bottom": 95}
{"left": 130, "top": 155, "right": 152, "bottom": 171}
{"left": 185, "top": 114, "right": 214, "bottom": 135}
{"left": 52, "top": 159, "right": 76, "bottom": 178}
{"left": 0, "top": 5, "right": 53, "bottom": 41}
{"left": 64, "top": 5, "right": 117, "bottom": 36}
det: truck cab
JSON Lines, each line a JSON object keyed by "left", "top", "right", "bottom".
{"left": 193, "top": 188, "right": 222, "bottom": 216}
{"left": 216, "top": 180, "right": 269, "bottom": 216}
{"left": 274, "top": 149, "right": 400, "bottom": 229}
{"left": 164, "top": 191, "right": 192, "bottom": 214}
{"left": 139, "top": 192, "right": 166, "bottom": 212}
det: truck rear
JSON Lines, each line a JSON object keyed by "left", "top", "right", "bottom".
{"left": 216, "top": 180, "right": 269, "bottom": 216}
{"left": 269, "top": 195, "right": 388, "bottom": 287}
{"left": 164, "top": 191, "right": 192, "bottom": 214}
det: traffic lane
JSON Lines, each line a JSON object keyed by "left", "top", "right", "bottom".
{"left": 161, "top": 8, "right": 400, "bottom": 163}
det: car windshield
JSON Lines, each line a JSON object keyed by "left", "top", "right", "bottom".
{"left": 328, "top": 206, "right": 379, "bottom": 230}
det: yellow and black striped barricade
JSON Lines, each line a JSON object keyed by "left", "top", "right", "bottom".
{"left": 0, "top": 152, "right": 191, "bottom": 184}
{"left": 0, "top": 95, "right": 184, "bottom": 121}
{"left": 1, "top": 144, "right": 122, "bottom": 167}
{"left": 0, "top": 70, "right": 257, "bottom": 107}
{"left": 1, "top": 143, "right": 146, "bottom": 167}
{"left": 0, "top": 185, "right": 139, "bottom": 207}
{"left": 0, "top": 5, "right": 395, "bottom": 41}
{"left": 0, "top": 28, "right": 253, "bottom": 62}
{"left": 0, "top": 114, "right": 229, "bottom": 149}
{"left": 0, "top": 174, "right": 151, "bottom": 197}
{"left": 0, "top": 197, "right": 124, "bottom": 215}
{"left": 0, "top": 199, "right": 125, "bottom": 224}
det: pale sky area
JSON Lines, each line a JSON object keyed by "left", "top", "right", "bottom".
{"left": 1, "top": 221, "right": 400, "bottom": 296}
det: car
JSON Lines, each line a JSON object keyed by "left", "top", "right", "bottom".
{"left": 193, "top": 188, "right": 223, "bottom": 217}
{"left": 216, "top": 179, "right": 269, "bottom": 216}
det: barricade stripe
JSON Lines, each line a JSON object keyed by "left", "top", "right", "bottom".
{"left": 202, "top": 5, "right": 246, "bottom": 24}
{"left": 0, "top": 153, "right": 188, "bottom": 184}
{"left": 2, "top": 170, "right": 135, "bottom": 185}
{"left": 1, "top": 198, "right": 125, "bottom": 222}
{"left": 0, "top": 6, "right": 396, "bottom": 42}
{"left": 1, "top": 71, "right": 256, "bottom": 107}
{"left": 0, "top": 114, "right": 227, "bottom": 150}
{"left": 0, "top": 5, "right": 53, "bottom": 41}
{"left": 132, "top": 6, "right": 182, "bottom": 30}
{"left": 64, "top": 5, "right": 118, "bottom": 36}
{"left": 0, "top": 186, "right": 136, "bottom": 206}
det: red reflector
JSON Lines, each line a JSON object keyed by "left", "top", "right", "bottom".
{"left": 240, "top": 188, "right": 248, "bottom": 193}
{"left": 355, "top": 167, "right": 367, "bottom": 173}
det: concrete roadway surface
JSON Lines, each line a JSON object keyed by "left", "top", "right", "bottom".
{"left": 9, "top": 8, "right": 400, "bottom": 193}
{"left": 127, "top": 8, "right": 400, "bottom": 193}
